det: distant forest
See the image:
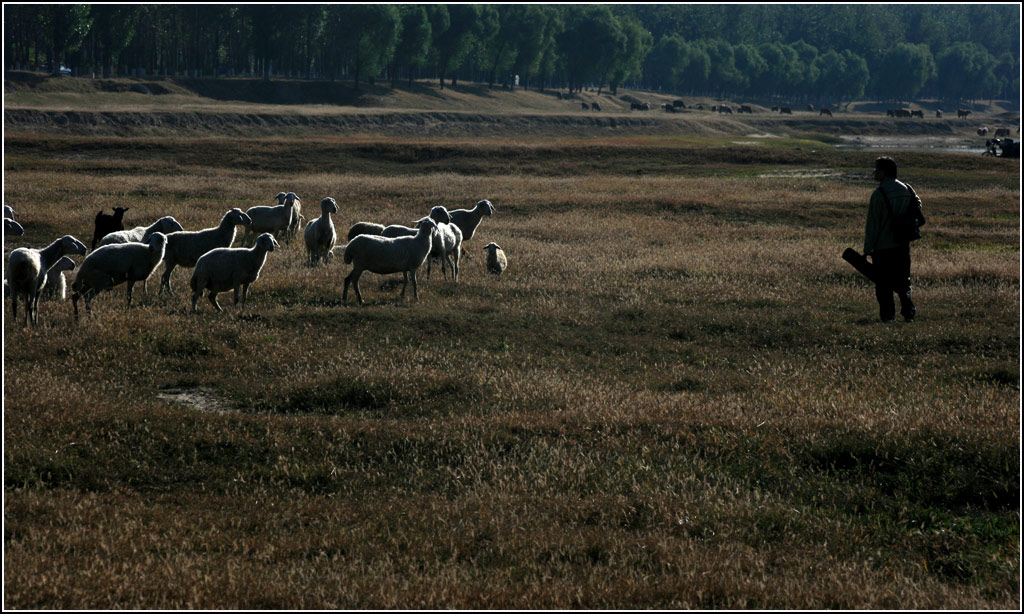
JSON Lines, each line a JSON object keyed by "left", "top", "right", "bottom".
{"left": 4, "top": 4, "right": 1020, "bottom": 104}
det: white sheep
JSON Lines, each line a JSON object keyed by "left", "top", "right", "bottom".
{"left": 98, "top": 215, "right": 184, "bottom": 247}
{"left": 4, "top": 218, "right": 24, "bottom": 236}
{"left": 241, "top": 194, "right": 293, "bottom": 247}
{"left": 449, "top": 199, "right": 494, "bottom": 256}
{"left": 39, "top": 256, "right": 77, "bottom": 302}
{"left": 347, "top": 222, "right": 385, "bottom": 241}
{"left": 190, "top": 232, "right": 279, "bottom": 313}
{"left": 427, "top": 220, "right": 462, "bottom": 281}
{"left": 7, "top": 235, "right": 88, "bottom": 325}
{"left": 3, "top": 205, "right": 14, "bottom": 220}
{"left": 159, "top": 208, "right": 251, "bottom": 295}
{"left": 71, "top": 232, "right": 168, "bottom": 316}
{"left": 343, "top": 217, "right": 439, "bottom": 305}
{"left": 483, "top": 242, "right": 507, "bottom": 276}
{"left": 304, "top": 197, "right": 339, "bottom": 266}
{"left": 284, "top": 192, "right": 302, "bottom": 242}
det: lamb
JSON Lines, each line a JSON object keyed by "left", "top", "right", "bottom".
{"left": 241, "top": 194, "right": 293, "bottom": 247}
{"left": 7, "top": 235, "right": 88, "bottom": 325}
{"left": 304, "top": 197, "right": 339, "bottom": 266}
{"left": 347, "top": 222, "right": 385, "bottom": 241}
{"left": 98, "top": 215, "right": 184, "bottom": 247}
{"left": 39, "top": 256, "right": 77, "bottom": 302}
{"left": 426, "top": 219, "right": 462, "bottom": 282}
{"left": 71, "top": 232, "right": 168, "bottom": 316}
{"left": 190, "top": 232, "right": 279, "bottom": 313}
{"left": 343, "top": 217, "right": 439, "bottom": 305}
{"left": 448, "top": 199, "right": 494, "bottom": 257}
{"left": 159, "top": 208, "right": 251, "bottom": 295}
{"left": 284, "top": 192, "right": 302, "bottom": 242}
{"left": 4, "top": 218, "right": 24, "bottom": 236}
{"left": 483, "top": 242, "right": 507, "bottom": 276}
{"left": 91, "top": 206, "right": 129, "bottom": 249}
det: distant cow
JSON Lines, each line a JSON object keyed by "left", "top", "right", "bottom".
{"left": 819, "top": 108, "right": 832, "bottom": 117}
{"left": 718, "top": 105, "right": 733, "bottom": 114}
{"left": 780, "top": 107, "right": 792, "bottom": 115}
{"left": 935, "top": 110, "right": 943, "bottom": 118}
{"left": 662, "top": 103, "right": 678, "bottom": 113}
{"left": 958, "top": 109, "right": 972, "bottom": 119}
{"left": 581, "top": 102, "right": 589, "bottom": 110}
{"left": 640, "top": 102, "right": 650, "bottom": 111}
{"left": 630, "top": 102, "right": 643, "bottom": 111}
{"left": 771, "top": 106, "right": 779, "bottom": 112}
{"left": 738, "top": 105, "right": 753, "bottom": 114}
{"left": 978, "top": 127, "right": 989, "bottom": 136}
{"left": 994, "top": 127, "right": 1010, "bottom": 137}
{"left": 910, "top": 110, "right": 923, "bottom": 118}
{"left": 672, "top": 100, "right": 686, "bottom": 109}
{"left": 591, "top": 102, "right": 601, "bottom": 112}
{"left": 886, "top": 109, "right": 896, "bottom": 117}
{"left": 808, "top": 104, "right": 814, "bottom": 112}
{"left": 894, "top": 109, "right": 911, "bottom": 118}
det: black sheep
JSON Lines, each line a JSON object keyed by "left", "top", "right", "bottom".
{"left": 91, "top": 207, "right": 129, "bottom": 250}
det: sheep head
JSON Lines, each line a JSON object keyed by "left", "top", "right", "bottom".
{"left": 59, "top": 235, "right": 88, "bottom": 256}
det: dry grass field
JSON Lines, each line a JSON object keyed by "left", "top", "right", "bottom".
{"left": 3, "top": 75, "right": 1021, "bottom": 609}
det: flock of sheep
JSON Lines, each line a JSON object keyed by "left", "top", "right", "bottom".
{"left": 3, "top": 195, "right": 507, "bottom": 326}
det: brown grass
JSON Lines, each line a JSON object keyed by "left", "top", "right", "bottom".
{"left": 2, "top": 111, "right": 1020, "bottom": 608}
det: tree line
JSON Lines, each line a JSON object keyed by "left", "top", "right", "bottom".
{"left": 4, "top": 4, "right": 1020, "bottom": 105}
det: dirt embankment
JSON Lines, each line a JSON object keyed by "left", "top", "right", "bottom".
{"left": 4, "top": 71, "right": 1017, "bottom": 139}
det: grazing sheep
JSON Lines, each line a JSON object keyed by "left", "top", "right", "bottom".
{"left": 304, "top": 197, "right": 339, "bottom": 266}
{"left": 483, "top": 242, "right": 507, "bottom": 276}
{"left": 343, "top": 217, "right": 439, "bottom": 305}
{"left": 819, "top": 108, "right": 833, "bottom": 117}
{"left": 39, "top": 256, "right": 77, "bottom": 302}
{"left": 242, "top": 194, "right": 293, "bottom": 246}
{"left": 276, "top": 192, "right": 303, "bottom": 242}
{"left": 159, "top": 208, "right": 251, "bottom": 295}
{"left": 91, "top": 206, "right": 129, "bottom": 250}
{"left": 4, "top": 218, "right": 24, "bottom": 236}
{"left": 426, "top": 219, "right": 462, "bottom": 282}
{"left": 190, "top": 232, "right": 279, "bottom": 313}
{"left": 71, "top": 232, "right": 168, "bottom": 316}
{"left": 448, "top": 199, "right": 495, "bottom": 257}
{"left": 99, "top": 215, "right": 184, "bottom": 247}
{"left": 347, "top": 222, "right": 386, "bottom": 241}
{"left": 4, "top": 205, "right": 15, "bottom": 220}
{"left": 7, "top": 235, "right": 88, "bottom": 325}
{"left": 995, "top": 128, "right": 1011, "bottom": 138}
{"left": 591, "top": 102, "right": 601, "bottom": 111}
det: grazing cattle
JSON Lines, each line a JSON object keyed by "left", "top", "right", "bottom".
{"left": 935, "top": 110, "right": 943, "bottom": 118}
{"left": 718, "top": 105, "right": 733, "bottom": 114}
{"left": 994, "top": 127, "right": 1010, "bottom": 138}
{"left": 780, "top": 107, "right": 792, "bottom": 115}
{"left": 739, "top": 105, "right": 753, "bottom": 114}
{"left": 978, "top": 127, "right": 989, "bottom": 136}
{"left": 662, "top": 103, "right": 678, "bottom": 113}
{"left": 672, "top": 100, "right": 685, "bottom": 109}
{"left": 819, "top": 108, "right": 832, "bottom": 117}
{"left": 886, "top": 109, "right": 895, "bottom": 117}
{"left": 630, "top": 102, "right": 642, "bottom": 111}
{"left": 591, "top": 102, "right": 600, "bottom": 112}
{"left": 910, "top": 110, "right": 923, "bottom": 118}
{"left": 958, "top": 109, "right": 972, "bottom": 119}
{"left": 771, "top": 106, "right": 779, "bottom": 112}
{"left": 893, "top": 109, "right": 911, "bottom": 118}
{"left": 640, "top": 102, "right": 650, "bottom": 111}
{"left": 711, "top": 105, "right": 717, "bottom": 112}
{"left": 695, "top": 103, "right": 705, "bottom": 110}
{"left": 581, "top": 102, "right": 589, "bottom": 110}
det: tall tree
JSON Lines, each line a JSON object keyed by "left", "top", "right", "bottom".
{"left": 606, "top": 15, "right": 651, "bottom": 95}
{"left": 391, "top": 5, "right": 431, "bottom": 87}
{"left": 433, "top": 4, "right": 480, "bottom": 88}
{"left": 41, "top": 4, "right": 92, "bottom": 75}
{"left": 556, "top": 5, "right": 625, "bottom": 93}
{"left": 327, "top": 4, "right": 400, "bottom": 87}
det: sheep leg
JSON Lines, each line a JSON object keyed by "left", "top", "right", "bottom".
{"left": 207, "top": 291, "right": 222, "bottom": 312}
{"left": 410, "top": 270, "right": 419, "bottom": 301}
{"left": 191, "top": 289, "right": 201, "bottom": 313}
{"left": 160, "top": 262, "right": 176, "bottom": 295}
{"left": 343, "top": 270, "right": 364, "bottom": 305}
{"left": 400, "top": 272, "right": 409, "bottom": 298}
{"left": 125, "top": 281, "right": 136, "bottom": 307}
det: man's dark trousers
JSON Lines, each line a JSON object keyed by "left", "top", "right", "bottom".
{"left": 870, "top": 244, "right": 915, "bottom": 321}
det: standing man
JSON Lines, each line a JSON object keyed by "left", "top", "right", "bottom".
{"left": 864, "top": 157, "right": 926, "bottom": 322}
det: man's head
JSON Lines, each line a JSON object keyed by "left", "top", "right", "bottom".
{"left": 874, "top": 156, "right": 898, "bottom": 181}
